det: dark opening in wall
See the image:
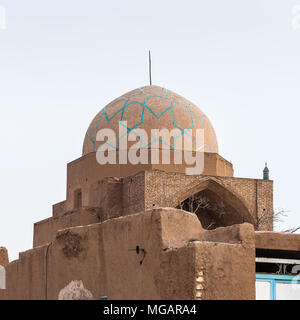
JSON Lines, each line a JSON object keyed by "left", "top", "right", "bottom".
{"left": 74, "top": 189, "right": 82, "bottom": 209}
{"left": 256, "top": 249, "right": 300, "bottom": 260}
{"left": 256, "top": 262, "right": 296, "bottom": 275}
{"left": 256, "top": 249, "right": 300, "bottom": 275}
{"left": 177, "top": 189, "right": 246, "bottom": 230}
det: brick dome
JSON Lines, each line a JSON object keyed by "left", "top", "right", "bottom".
{"left": 83, "top": 85, "right": 218, "bottom": 155}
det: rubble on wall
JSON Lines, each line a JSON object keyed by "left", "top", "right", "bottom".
{"left": 58, "top": 280, "right": 93, "bottom": 300}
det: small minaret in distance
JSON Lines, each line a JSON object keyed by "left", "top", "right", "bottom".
{"left": 263, "top": 162, "right": 270, "bottom": 180}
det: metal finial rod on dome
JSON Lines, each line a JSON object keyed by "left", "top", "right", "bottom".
{"left": 149, "top": 50, "right": 152, "bottom": 86}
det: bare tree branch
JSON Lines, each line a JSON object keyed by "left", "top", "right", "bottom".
{"left": 255, "top": 208, "right": 299, "bottom": 233}
{"left": 176, "top": 189, "right": 225, "bottom": 230}
{"left": 176, "top": 188, "right": 298, "bottom": 233}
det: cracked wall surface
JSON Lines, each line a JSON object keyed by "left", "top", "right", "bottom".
{"left": 0, "top": 208, "right": 256, "bottom": 300}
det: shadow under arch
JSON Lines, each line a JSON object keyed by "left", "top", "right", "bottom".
{"left": 175, "top": 179, "right": 254, "bottom": 230}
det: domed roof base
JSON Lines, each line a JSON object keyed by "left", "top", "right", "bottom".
{"left": 63, "top": 150, "right": 233, "bottom": 212}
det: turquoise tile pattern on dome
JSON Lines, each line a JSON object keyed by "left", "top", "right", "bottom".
{"left": 83, "top": 86, "right": 218, "bottom": 154}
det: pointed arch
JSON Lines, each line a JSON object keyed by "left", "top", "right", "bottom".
{"left": 175, "top": 179, "right": 254, "bottom": 229}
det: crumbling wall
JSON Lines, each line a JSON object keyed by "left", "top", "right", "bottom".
{"left": 193, "top": 223, "right": 256, "bottom": 300}
{"left": 0, "top": 245, "right": 47, "bottom": 300}
{"left": 255, "top": 231, "right": 300, "bottom": 251}
{"left": 0, "top": 208, "right": 258, "bottom": 300}
{"left": 33, "top": 207, "right": 100, "bottom": 247}
{"left": 0, "top": 247, "right": 9, "bottom": 267}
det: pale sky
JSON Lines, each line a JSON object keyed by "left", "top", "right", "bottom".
{"left": 0, "top": 0, "right": 300, "bottom": 261}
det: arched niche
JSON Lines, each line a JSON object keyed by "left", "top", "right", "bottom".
{"left": 176, "top": 179, "right": 254, "bottom": 230}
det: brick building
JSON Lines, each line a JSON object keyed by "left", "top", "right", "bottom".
{"left": 0, "top": 85, "right": 299, "bottom": 300}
